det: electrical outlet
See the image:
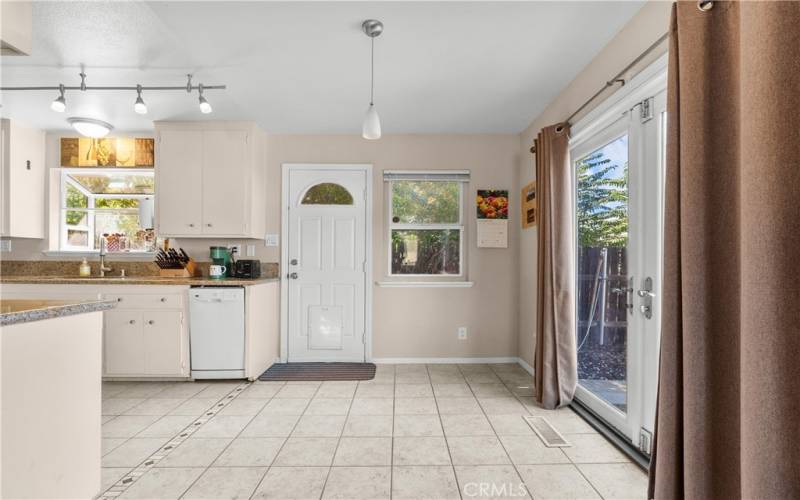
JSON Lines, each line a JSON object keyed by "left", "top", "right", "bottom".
{"left": 265, "top": 234, "right": 279, "bottom": 247}
{"left": 230, "top": 244, "right": 242, "bottom": 256}
{"left": 246, "top": 244, "right": 256, "bottom": 257}
{"left": 457, "top": 327, "right": 467, "bottom": 340}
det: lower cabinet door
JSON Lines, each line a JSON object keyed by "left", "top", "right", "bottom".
{"left": 143, "top": 311, "right": 185, "bottom": 376}
{"left": 104, "top": 311, "right": 145, "bottom": 375}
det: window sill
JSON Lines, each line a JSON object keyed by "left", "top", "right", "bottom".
{"left": 43, "top": 251, "right": 156, "bottom": 261}
{"left": 375, "top": 281, "right": 474, "bottom": 288}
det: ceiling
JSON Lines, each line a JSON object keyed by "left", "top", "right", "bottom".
{"left": 0, "top": 1, "right": 644, "bottom": 134}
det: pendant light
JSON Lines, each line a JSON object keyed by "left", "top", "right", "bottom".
{"left": 362, "top": 19, "right": 383, "bottom": 140}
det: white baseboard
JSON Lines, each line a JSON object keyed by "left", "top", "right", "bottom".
{"left": 516, "top": 357, "right": 535, "bottom": 376}
{"left": 372, "top": 357, "right": 520, "bottom": 365}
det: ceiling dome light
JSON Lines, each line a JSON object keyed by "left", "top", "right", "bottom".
{"left": 51, "top": 84, "right": 66, "bottom": 112}
{"left": 134, "top": 84, "right": 147, "bottom": 114}
{"left": 198, "top": 84, "right": 212, "bottom": 114}
{"left": 67, "top": 117, "right": 113, "bottom": 138}
{"left": 361, "top": 19, "right": 383, "bottom": 140}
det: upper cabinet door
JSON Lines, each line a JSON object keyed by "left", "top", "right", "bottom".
{"left": 156, "top": 130, "right": 203, "bottom": 236}
{"left": 201, "top": 130, "right": 249, "bottom": 236}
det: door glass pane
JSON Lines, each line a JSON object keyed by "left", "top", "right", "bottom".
{"left": 301, "top": 183, "right": 354, "bottom": 205}
{"left": 576, "top": 134, "right": 629, "bottom": 412}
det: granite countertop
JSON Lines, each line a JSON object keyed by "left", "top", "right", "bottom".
{"left": 0, "top": 275, "right": 280, "bottom": 286}
{"left": 1, "top": 299, "right": 117, "bottom": 326}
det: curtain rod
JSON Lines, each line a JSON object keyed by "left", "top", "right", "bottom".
{"left": 530, "top": 31, "right": 669, "bottom": 154}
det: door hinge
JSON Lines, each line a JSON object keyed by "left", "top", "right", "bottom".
{"left": 640, "top": 97, "right": 654, "bottom": 123}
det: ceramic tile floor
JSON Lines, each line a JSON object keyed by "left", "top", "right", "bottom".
{"left": 99, "top": 364, "right": 647, "bottom": 499}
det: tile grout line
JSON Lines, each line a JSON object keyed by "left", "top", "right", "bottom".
{"left": 317, "top": 380, "right": 356, "bottom": 500}
{"left": 429, "top": 364, "right": 463, "bottom": 500}
{"left": 176, "top": 383, "right": 283, "bottom": 499}
{"left": 97, "top": 381, "right": 253, "bottom": 499}
{"left": 247, "top": 382, "right": 319, "bottom": 500}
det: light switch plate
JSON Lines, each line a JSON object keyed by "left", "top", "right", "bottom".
{"left": 265, "top": 234, "right": 279, "bottom": 247}
{"left": 0, "top": 240, "right": 11, "bottom": 252}
{"left": 246, "top": 244, "right": 256, "bottom": 257}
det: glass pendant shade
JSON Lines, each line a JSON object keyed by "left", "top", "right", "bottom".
{"left": 362, "top": 104, "right": 381, "bottom": 140}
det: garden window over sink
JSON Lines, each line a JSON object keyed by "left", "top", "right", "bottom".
{"left": 60, "top": 168, "right": 157, "bottom": 253}
{"left": 384, "top": 170, "right": 469, "bottom": 277}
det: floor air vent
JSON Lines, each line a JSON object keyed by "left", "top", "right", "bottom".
{"left": 524, "top": 415, "right": 571, "bottom": 447}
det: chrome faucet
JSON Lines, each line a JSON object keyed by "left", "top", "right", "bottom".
{"left": 99, "top": 241, "right": 112, "bottom": 277}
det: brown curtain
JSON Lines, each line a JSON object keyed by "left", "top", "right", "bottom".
{"left": 649, "top": 2, "right": 800, "bottom": 499}
{"left": 534, "top": 124, "right": 577, "bottom": 409}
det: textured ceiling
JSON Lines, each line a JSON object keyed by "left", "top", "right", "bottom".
{"left": 0, "top": 1, "right": 644, "bottom": 134}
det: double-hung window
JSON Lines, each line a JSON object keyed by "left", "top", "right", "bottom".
{"left": 384, "top": 170, "right": 469, "bottom": 276}
{"left": 60, "top": 168, "right": 156, "bottom": 253}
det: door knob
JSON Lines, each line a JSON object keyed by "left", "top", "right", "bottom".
{"left": 289, "top": 272, "right": 299, "bottom": 279}
{"left": 637, "top": 290, "right": 655, "bottom": 298}
{"left": 290, "top": 259, "right": 298, "bottom": 265}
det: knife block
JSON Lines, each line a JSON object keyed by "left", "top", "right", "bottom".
{"left": 159, "top": 258, "right": 199, "bottom": 277}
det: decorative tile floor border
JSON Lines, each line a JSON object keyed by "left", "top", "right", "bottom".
{"left": 97, "top": 381, "right": 252, "bottom": 499}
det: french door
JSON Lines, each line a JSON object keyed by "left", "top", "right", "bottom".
{"left": 570, "top": 61, "right": 667, "bottom": 454}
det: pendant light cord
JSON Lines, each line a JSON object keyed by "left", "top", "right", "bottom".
{"left": 370, "top": 37, "right": 375, "bottom": 106}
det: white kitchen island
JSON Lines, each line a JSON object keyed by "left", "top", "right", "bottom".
{"left": 0, "top": 298, "right": 115, "bottom": 499}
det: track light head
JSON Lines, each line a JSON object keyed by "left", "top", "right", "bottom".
{"left": 198, "top": 84, "right": 212, "bottom": 114}
{"left": 51, "top": 84, "right": 66, "bottom": 112}
{"left": 134, "top": 85, "right": 147, "bottom": 114}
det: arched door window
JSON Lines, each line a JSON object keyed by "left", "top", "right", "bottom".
{"left": 301, "top": 183, "right": 354, "bottom": 205}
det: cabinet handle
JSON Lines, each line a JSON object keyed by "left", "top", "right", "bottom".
{"left": 148, "top": 320, "right": 155, "bottom": 325}
{"left": 189, "top": 223, "right": 195, "bottom": 228}
{"left": 117, "top": 298, "right": 123, "bottom": 302}
{"left": 160, "top": 297, "right": 167, "bottom": 302}
{"left": 206, "top": 223, "right": 212, "bottom": 227}
{"left": 129, "top": 319, "right": 136, "bottom": 324}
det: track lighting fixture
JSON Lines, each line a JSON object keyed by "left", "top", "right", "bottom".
{"left": 1, "top": 71, "right": 225, "bottom": 116}
{"left": 362, "top": 19, "right": 383, "bottom": 140}
{"left": 198, "top": 84, "right": 212, "bottom": 114}
{"left": 134, "top": 85, "right": 147, "bottom": 114}
{"left": 51, "top": 84, "right": 66, "bottom": 112}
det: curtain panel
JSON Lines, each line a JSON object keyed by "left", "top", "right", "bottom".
{"left": 534, "top": 124, "right": 578, "bottom": 409}
{"left": 649, "top": 2, "right": 800, "bottom": 498}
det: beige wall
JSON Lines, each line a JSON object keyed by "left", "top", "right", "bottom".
{"left": 267, "top": 134, "right": 521, "bottom": 359}
{"left": 516, "top": 1, "right": 672, "bottom": 367}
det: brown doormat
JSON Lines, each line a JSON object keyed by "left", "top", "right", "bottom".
{"left": 258, "top": 362, "right": 376, "bottom": 382}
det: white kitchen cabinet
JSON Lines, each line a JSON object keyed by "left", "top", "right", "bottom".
{"left": 155, "top": 122, "right": 266, "bottom": 238}
{"left": 0, "top": 118, "right": 46, "bottom": 238}
{"left": 155, "top": 130, "right": 203, "bottom": 236}
{"left": 104, "top": 311, "right": 146, "bottom": 375}
{"left": 143, "top": 311, "right": 185, "bottom": 375}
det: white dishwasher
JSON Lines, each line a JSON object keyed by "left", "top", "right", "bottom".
{"left": 189, "top": 287, "right": 245, "bottom": 379}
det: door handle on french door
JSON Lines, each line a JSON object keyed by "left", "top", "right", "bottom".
{"left": 639, "top": 277, "right": 654, "bottom": 319}
{"left": 288, "top": 272, "right": 299, "bottom": 279}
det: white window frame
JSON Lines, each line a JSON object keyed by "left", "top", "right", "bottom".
{"left": 59, "top": 167, "right": 155, "bottom": 253}
{"left": 385, "top": 171, "right": 467, "bottom": 278}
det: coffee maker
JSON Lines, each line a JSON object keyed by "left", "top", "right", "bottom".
{"left": 209, "top": 246, "right": 234, "bottom": 277}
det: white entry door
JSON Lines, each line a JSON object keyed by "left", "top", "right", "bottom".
{"left": 286, "top": 166, "right": 368, "bottom": 362}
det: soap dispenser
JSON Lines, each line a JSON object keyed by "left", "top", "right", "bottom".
{"left": 79, "top": 258, "right": 91, "bottom": 277}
